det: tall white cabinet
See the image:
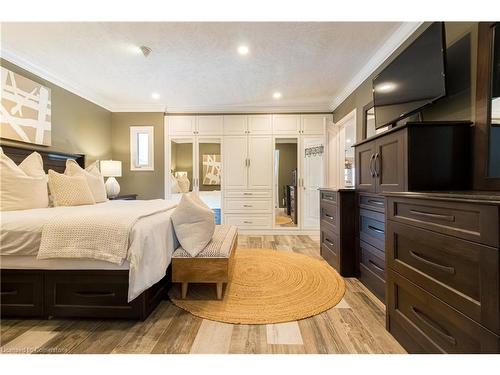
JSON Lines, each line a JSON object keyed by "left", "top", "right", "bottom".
{"left": 165, "top": 113, "right": 331, "bottom": 232}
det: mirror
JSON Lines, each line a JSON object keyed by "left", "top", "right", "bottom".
{"left": 274, "top": 138, "right": 298, "bottom": 228}
{"left": 170, "top": 138, "right": 194, "bottom": 193}
{"left": 489, "top": 23, "right": 500, "bottom": 177}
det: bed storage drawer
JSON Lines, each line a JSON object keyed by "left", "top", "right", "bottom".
{"left": 44, "top": 271, "right": 143, "bottom": 319}
{"left": 359, "top": 209, "right": 385, "bottom": 250}
{"left": 387, "top": 272, "right": 500, "bottom": 354}
{"left": 387, "top": 221, "right": 499, "bottom": 333}
{"left": 387, "top": 197, "right": 499, "bottom": 247}
{"left": 0, "top": 270, "right": 44, "bottom": 318}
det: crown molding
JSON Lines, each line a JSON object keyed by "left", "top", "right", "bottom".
{"left": 164, "top": 102, "right": 332, "bottom": 114}
{"left": 1, "top": 47, "right": 115, "bottom": 111}
{"left": 329, "top": 21, "right": 424, "bottom": 112}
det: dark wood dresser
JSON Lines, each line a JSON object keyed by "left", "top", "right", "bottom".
{"left": 383, "top": 191, "right": 500, "bottom": 353}
{"left": 319, "top": 188, "right": 356, "bottom": 276}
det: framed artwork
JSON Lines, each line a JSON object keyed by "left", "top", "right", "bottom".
{"left": 202, "top": 154, "right": 221, "bottom": 185}
{"left": 1, "top": 66, "right": 52, "bottom": 146}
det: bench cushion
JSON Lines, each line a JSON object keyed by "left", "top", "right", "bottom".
{"left": 173, "top": 225, "right": 237, "bottom": 259}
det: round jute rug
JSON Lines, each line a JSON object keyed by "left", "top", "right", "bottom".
{"left": 168, "top": 249, "right": 345, "bottom": 324}
{"left": 275, "top": 216, "right": 293, "bottom": 225}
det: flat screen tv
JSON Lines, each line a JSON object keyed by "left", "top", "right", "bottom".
{"left": 373, "top": 22, "right": 446, "bottom": 129}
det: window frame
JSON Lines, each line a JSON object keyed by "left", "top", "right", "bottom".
{"left": 130, "top": 126, "right": 154, "bottom": 171}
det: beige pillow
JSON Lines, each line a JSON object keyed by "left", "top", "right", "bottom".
{"left": 177, "top": 175, "right": 190, "bottom": 193}
{"left": 187, "top": 191, "right": 210, "bottom": 209}
{"left": 0, "top": 149, "right": 49, "bottom": 211}
{"left": 48, "top": 170, "right": 96, "bottom": 207}
{"left": 65, "top": 159, "right": 107, "bottom": 203}
{"left": 171, "top": 193, "right": 215, "bottom": 257}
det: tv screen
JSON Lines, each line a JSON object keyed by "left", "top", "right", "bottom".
{"left": 373, "top": 22, "right": 446, "bottom": 129}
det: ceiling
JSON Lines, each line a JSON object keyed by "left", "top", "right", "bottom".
{"left": 0, "top": 22, "right": 421, "bottom": 112}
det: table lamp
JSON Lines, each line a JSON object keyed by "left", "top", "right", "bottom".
{"left": 100, "top": 160, "right": 122, "bottom": 198}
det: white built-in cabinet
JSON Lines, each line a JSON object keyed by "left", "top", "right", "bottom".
{"left": 165, "top": 113, "right": 331, "bottom": 232}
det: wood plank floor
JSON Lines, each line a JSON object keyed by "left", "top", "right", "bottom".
{"left": 0, "top": 235, "right": 406, "bottom": 354}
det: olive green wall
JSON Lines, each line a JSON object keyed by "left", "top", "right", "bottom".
{"left": 333, "top": 22, "right": 479, "bottom": 142}
{"left": 111, "top": 112, "right": 165, "bottom": 199}
{"left": 0, "top": 59, "right": 112, "bottom": 165}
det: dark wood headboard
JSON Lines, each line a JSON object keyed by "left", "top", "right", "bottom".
{"left": 1, "top": 145, "right": 85, "bottom": 173}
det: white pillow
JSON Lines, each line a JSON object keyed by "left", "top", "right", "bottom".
{"left": 48, "top": 170, "right": 96, "bottom": 207}
{"left": 177, "top": 175, "right": 190, "bottom": 193}
{"left": 187, "top": 191, "right": 210, "bottom": 209}
{"left": 170, "top": 173, "right": 181, "bottom": 193}
{"left": 171, "top": 193, "right": 215, "bottom": 257}
{"left": 0, "top": 149, "right": 49, "bottom": 211}
{"left": 65, "top": 159, "right": 107, "bottom": 203}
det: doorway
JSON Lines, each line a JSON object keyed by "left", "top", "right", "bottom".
{"left": 274, "top": 138, "right": 298, "bottom": 228}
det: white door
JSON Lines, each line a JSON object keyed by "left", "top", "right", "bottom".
{"left": 223, "top": 136, "right": 248, "bottom": 190}
{"left": 248, "top": 115, "right": 272, "bottom": 134}
{"left": 300, "top": 136, "right": 325, "bottom": 229}
{"left": 223, "top": 115, "right": 247, "bottom": 135}
{"left": 167, "top": 116, "right": 196, "bottom": 136}
{"left": 197, "top": 116, "right": 223, "bottom": 135}
{"left": 248, "top": 135, "right": 273, "bottom": 190}
{"left": 301, "top": 114, "right": 328, "bottom": 135}
{"left": 272, "top": 114, "right": 300, "bottom": 134}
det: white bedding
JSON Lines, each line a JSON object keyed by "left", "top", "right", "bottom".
{"left": 170, "top": 190, "right": 221, "bottom": 209}
{"left": 0, "top": 200, "right": 179, "bottom": 301}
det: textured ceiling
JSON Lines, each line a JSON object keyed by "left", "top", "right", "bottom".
{"left": 1, "top": 22, "right": 413, "bottom": 112}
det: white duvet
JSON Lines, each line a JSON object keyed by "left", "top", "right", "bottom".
{"left": 0, "top": 200, "right": 178, "bottom": 301}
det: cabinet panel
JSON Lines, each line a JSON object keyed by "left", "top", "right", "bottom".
{"left": 248, "top": 136, "right": 273, "bottom": 189}
{"left": 355, "top": 140, "right": 376, "bottom": 192}
{"left": 224, "top": 214, "right": 272, "bottom": 228}
{"left": 224, "top": 198, "right": 272, "bottom": 213}
{"left": 167, "top": 116, "right": 196, "bottom": 136}
{"left": 375, "top": 129, "right": 406, "bottom": 192}
{"left": 248, "top": 115, "right": 272, "bottom": 134}
{"left": 197, "top": 116, "right": 223, "bottom": 135}
{"left": 223, "top": 115, "right": 247, "bottom": 135}
{"left": 273, "top": 114, "right": 300, "bottom": 134}
{"left": 223, "top": 136, "right": 248, "bottom": 190}
{"left": 301, "top": 114, "right": 328, "bottom": 135}
{"left": 301, "top": 136, "right": 325, "bottom": 229}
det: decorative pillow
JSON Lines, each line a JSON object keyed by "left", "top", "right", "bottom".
{"left": 170, "top": 173, "right": 181, "bottom": 193}
{"left": 65, "top": 159, "right": 107, "bottom": 203}
{"left": 177, "top": 175, "right": 190, "bottom": 193}
{"left": 48, "top": 170, "right": 96, "bottom": 207}
{"left": 171, "top": 193, "right": 215, "bottom": 257}
{"left": 0, "top": 149, "right": 49, "bottom": 211}
{"left": 187, "top": 191, "right": 210, "bottom": 209}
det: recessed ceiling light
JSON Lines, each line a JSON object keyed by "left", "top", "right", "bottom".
{"left": 273, "top": 92, "right": 282, "bottom": 99}
{"left": 237, "top": 45, "right": 249, "bottom": 56}
{"left": 152, "top": 92, "right": 160, "bottom": 100}
{"left": 346, "top": 138, "right": 352, "bottom": 143}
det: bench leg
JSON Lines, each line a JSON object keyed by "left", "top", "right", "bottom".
{"left": 216, "top": 283, "right": 223, "bottom": 300}
{"left": 181, "top": 282, "right": 189, "bottom": 299}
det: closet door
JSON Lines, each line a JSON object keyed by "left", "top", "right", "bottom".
{"left": 273, "top": 114, "right": 300, "bottom": 134}
{"left": 197, "top": 116, "right": 223, "bottom": 135}
{"left": 248, "top": 115, "right": 272, "bottom": 135}
{"left": 301, "top": 114, "right": 328, "bottom": 135}
{"left": 248, "top": 136, "right": 273, "bottom": 190}
{"left": 300, "top": 136, "right": 326, "bottom": 229}
{"left": 223, "top": 115, "right": 247, "bottom": 135}
{"left": 223, "top": 136, "right": 248, "bottom": 190}
{"left": 167, "top": 116, "right": 196, "bottom": 136}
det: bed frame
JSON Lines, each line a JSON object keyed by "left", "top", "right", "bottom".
{"left": 0, "top": 145, "right": 171, "bottom": 320}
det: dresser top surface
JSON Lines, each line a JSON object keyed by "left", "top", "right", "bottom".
{"left": 382, "top": 191, "right": 500, "bottom": 205}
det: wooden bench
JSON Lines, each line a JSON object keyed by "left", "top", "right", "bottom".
{"left": 172, "top": 225, "right": 238, "bottom": 300}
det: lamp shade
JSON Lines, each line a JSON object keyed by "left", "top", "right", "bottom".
{"left": 100, "top": 160, "right": 122, "bottom": 177}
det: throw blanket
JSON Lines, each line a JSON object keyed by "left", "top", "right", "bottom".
{"left": 37, "top": 200, "right": 176, "bottom": 264}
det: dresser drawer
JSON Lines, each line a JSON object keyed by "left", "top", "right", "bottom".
{"left": 387, "top": 197, "right": 499, "bottom": 247}
{"left": 224, "top": 214, "right": 272, "bottom": 228}
{"left": 224, "top": 198, "right": 271, "bottom": 213}
{"left": 225, "top": 190, "right": 272, "bottom": 198}
{"left": 359, "top": 209, "right": 385, "bottom": 251}
{"left": 359, "top": 263, "right": 385, "bottom": 302}
{"left": 387, "top": 272, "right": 500, "bottom": 353}
{"left": 321, "top": 230, "right": 339, "bottom": 271}
{"left": 387, "top": 221, "right": 499, "bottom": 334}
{"left": 0, "top": 270, "right": 44, "bottom": 318}
{"left": 320, "top": 201, "right": 338, "bottom": 233}
{"left": 358, "top": 193, "right": 385, "bottom": 212}
{"left": 320, "top": 190, "right": 337, "bottom": 205}
{"left": 360, "top": 240, "right": 385, "bottom": 280}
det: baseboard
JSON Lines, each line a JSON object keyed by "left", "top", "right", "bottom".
{"left": 237, "top": 229, "right": 320, "bottom": 236}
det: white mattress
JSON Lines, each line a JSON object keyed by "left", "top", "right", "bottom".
{"left": 0, "top": 200, "right": 179, "bottom": 301}
{"left": 170, "top": 190, "right": 221, "bottom": 209}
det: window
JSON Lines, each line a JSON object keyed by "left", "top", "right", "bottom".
{"left": 130, "top": 126, "right": 154, "bottom": 171}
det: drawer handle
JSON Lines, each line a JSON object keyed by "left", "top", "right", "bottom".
{"left": 409, "top": 209, "right": 455, "bottom": 222}
{"left": 75, "top": 291, "right": 116, "bottom": 298}
{"left": 368, "top": 259, "right": 384, "bottom": 272}
{"left": 324, "top": 238, "right": 335, "bottom": 247}
{"left": 325, "top": 214, "right": 334, "bottom": 221}
{"left": 1, "top": 289, "right": 18, "bottom": 296}
{"left": 243, "top": 221, "right": 253, "bottom": 224}
{"left": 243, "top": 193, "right": 253, "bottom": 196}
{"left": 411, "top": 306, "right": 457, "bottom": 346}
{"left": 368, "top": 225, "right": 384, "bottom": 234}
{"left": 367, "top": 199, "right": 384, "bottom": 206}
{"left": 409, "top": 250, "right": 456, "bottom": 275}
{"left": 243, "top": 205, "right": 253, "bottom": 207}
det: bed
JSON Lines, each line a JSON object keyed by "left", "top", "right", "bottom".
{"left": 0, "top": 145, "right": 176, "bottom": 320}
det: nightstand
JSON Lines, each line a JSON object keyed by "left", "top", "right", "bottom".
{"left": 109, "top": 194, "right": 138, "bottom": 200}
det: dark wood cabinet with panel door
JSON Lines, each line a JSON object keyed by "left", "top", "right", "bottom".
{"left": 319, "top": 189, "right": 356, "bottom": 277}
